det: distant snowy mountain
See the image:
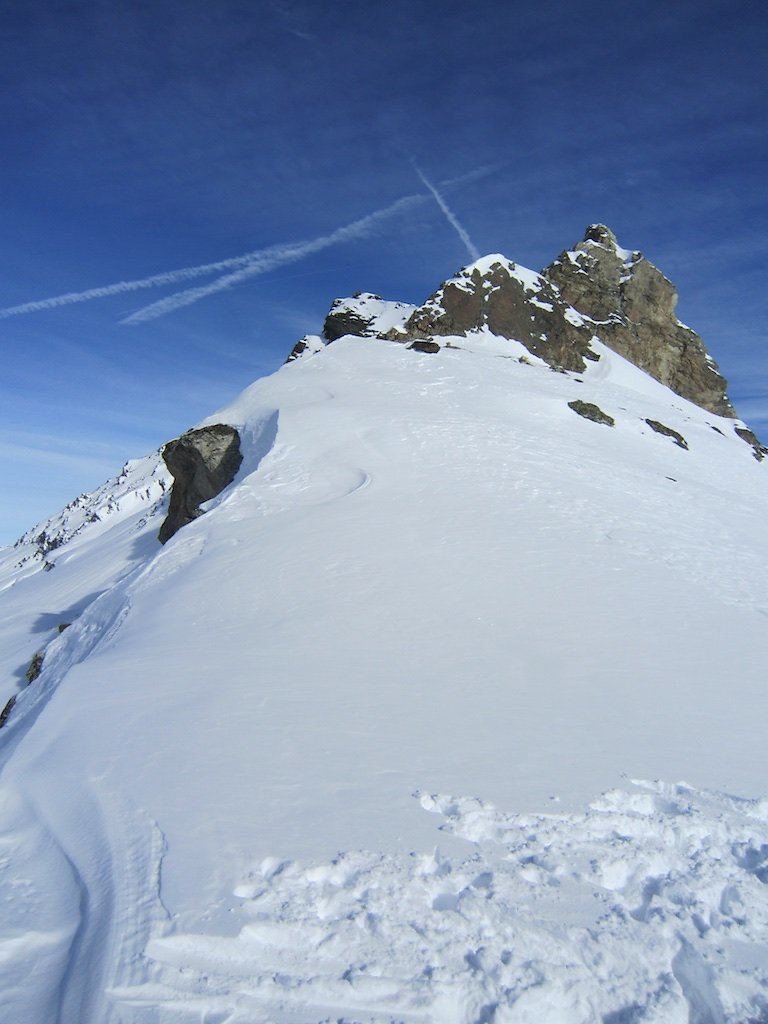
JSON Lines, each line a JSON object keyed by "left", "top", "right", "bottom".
{"left": 1, "top": 227, "right": 767, "bottom": 1023}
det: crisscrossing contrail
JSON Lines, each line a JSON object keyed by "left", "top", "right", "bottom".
{"left": 0, "top": 166, "right": 494, "bottom": 324}
{"left": 413, "top": 165, "right": 480, "bottom": 262}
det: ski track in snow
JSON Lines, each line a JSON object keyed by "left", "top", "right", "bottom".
{"left": 0, "top": 782, "right": 168, "bottom": 1024}
{"left": 106, "top": 781, "right": 768, "bottom": 1024}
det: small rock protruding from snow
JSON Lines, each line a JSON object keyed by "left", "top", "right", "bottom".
{"left": 734, "top": 424, "right": 768, "bottom": 461}
{"left": 568, "top": 399, "right": 615, "bottom": 427}
{"left": 645, "top": 418, "right": 689, "bottom": 450}
{"left": 285, "top": 334, "right": 326, "bottom": 364}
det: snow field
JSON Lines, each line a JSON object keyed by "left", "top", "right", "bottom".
{"left": 111, "top": 781, "right": 768, "bottom": 1023}
{"left": 1, "top": 332, "right": 767, "bottom": 1022}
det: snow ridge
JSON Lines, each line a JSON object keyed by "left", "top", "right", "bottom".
{"left": 7, "top": 453, "right": 169, "bottom": 573}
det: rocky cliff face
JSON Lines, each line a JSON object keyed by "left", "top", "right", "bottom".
{"left": 388, "top": 256, "right": 597, "bottom": 372}
{"left": 544, "top": 225, "right": 734, "bottom": 416}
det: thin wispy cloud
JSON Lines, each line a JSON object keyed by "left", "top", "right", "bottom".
{"left": 0, "top": 191, "right": 426, "bottom": 325}
{"left": 0, "top": 168, "right": 495, "bottom": 327}
{"left": 0, "top": 250, "right": 275, "bottom": 321}
{"left": 121, "top": 192, "right": 425, "bottom": 324}
{"left": 0, "top": 437, "right": 121, "bottom": 475}
{"left": 413, "top": 165, "right": 480, "bottom": 262}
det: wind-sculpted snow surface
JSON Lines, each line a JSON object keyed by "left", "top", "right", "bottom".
{"left": 1, "top": 334, "right": 767, "bottom": 1022}
{"left": 109, "top": 782, "right": 768, "bottom": 1023}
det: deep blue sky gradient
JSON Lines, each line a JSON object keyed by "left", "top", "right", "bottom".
{"left": 2, "top": 0, "right": 766, "bottom": 542}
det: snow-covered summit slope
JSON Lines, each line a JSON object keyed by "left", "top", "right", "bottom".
{"left": 1, "top": 330, "right": 768, "bottom": 1022}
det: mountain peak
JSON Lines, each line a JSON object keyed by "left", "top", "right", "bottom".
{"left": 545, "top": 226, "right": 734, "bottom": 416}
{"left": 581, "top": 223, "right": 637, "bottom": 261}
{"left": 302, "top": 226, "right": 737, "bottom": 420}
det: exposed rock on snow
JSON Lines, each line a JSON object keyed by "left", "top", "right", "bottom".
{"left": 568, "top": 399, "right": 615, "bottom": 426}
{"left": 0, "top": 695, "right": 15, "bottom": 728}
{"left": 645, "top": 418, "right": 689, "bottom": 450}
{"left": 285, "top": 333, "right": 326, "bottom": 363}
{"left": 735, "top": 425, "right": 768, "bottom": 461}
{"left": 545, "top": 224, "right": 734, "bottom": 417}
{"left": 158, "top": 424, "right": 243, "bottom": 543}
{"left": 315, "top": 227, "right": 746, "bottom": 430}
{"left": 408, "top": 339, "right": 441, "bottom": 354}
{"left": 391, "top": 256, "right": 597, "bottom": 372}
{"left": 323, "top": 292, "right": 415, "bottom": 342}
{"left": 24, "top": 650, "right": 44, "bottom": 684}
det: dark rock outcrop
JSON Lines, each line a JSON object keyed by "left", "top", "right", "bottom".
{"left": 408, "top": 340, "right": 441, "bottom": 354}
{"left": 285, "top": 334, "right": 326, "bottom": 364}
{"left": 285, "top": 338, "right": 310, "bottom": 363}
{"left": 25, "top": 651, "right": 44, "bottom": 684}
{"left": 568, "top": 400, "right": 615, "bottom": 427}
{"left": 391, "top": 258, "right": 596, "bottom": 372}
{"left": 323, "top": 294, "right": 415, "bottom": 343}
{"left": 735, "top": 426, "right": 768, "bottom": 461}
{"left": 645, "top": 419, "right": 689, "bottom": 450}
{"left": 545, "top": 226, "right": 734, "bottom": 417}
{"left": 0, "top": 696, "right": 15, "bottom": 729}
{"left": 324, "top": 300, "right": 380, "bottom": 342}
{"left": 158, "top": 424, "right": 243, "bottom": 544}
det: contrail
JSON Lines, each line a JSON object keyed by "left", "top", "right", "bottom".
{"left": 0, "top": 167, "right": 495, "bottom": 324}
{"left": 121, "top": 192, "right": 425, "bottom": 324}
{"left": 413, "top": 165, "right": 480, "bottom": 262}
{"left": 0, "top": 192, "right": 424, "bottom": 324}
{"left": 137, "top": 165, "right": 497, "bottom": 323}
{"left": 0, "top": 248, "right": 282, "bottom": 321}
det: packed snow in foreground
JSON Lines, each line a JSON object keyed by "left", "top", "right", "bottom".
{"left": 1, "top": 331, "right": 767, "bottom": 1022}
{"left": 111, "top": 781, "right": 768, "bottom": 1024}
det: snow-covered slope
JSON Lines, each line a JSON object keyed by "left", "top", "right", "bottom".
{"left": 0, "top": 453, "right": 169, "bottom": 709}
{"left": 1, "top": 318, "right": 767, "bottom": 1021}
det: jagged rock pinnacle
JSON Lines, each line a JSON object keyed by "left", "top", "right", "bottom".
{"left": 544, "top": 226, "right": 734, "bottom": 416}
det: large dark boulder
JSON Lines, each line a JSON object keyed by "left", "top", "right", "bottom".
{"left": 158, "top": 424, "right": 243, "bottom": 544}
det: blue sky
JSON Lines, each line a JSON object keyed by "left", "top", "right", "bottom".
{"left": 1, "top": 0, "right": 766, "bottom": 544}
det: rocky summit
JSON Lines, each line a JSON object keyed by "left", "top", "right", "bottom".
{"left": 545, "top": 225, "right": 733, "bottom": 416}
{"left": 305, "top": 224, "right": 736, "bottom": 420}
